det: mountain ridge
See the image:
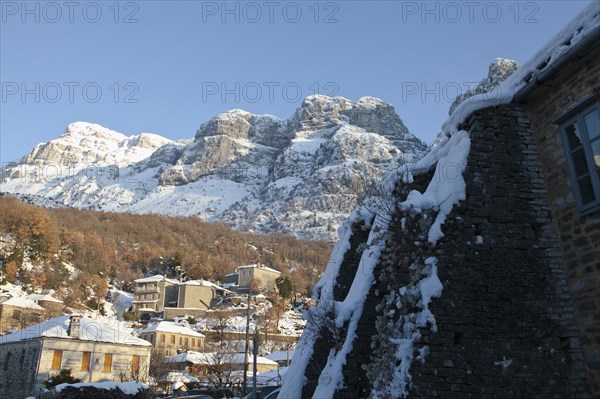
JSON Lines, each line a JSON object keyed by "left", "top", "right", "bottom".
{"left": 1, "top": 95, "right": 427, "bottom": 241}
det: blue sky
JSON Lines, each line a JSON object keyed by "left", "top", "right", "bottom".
{"left": 0, "top": 0, "right": 593, "bottom": 163}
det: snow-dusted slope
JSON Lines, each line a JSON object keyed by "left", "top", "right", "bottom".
{"left": 1, "top": 95, "right": 426, "bottom": 241}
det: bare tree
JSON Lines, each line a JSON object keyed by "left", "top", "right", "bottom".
{"left": 203, "top": 352, "right": 237, "bottom": 389}
{"left": 207, "top": 311, "right": 230, "bottom": 348}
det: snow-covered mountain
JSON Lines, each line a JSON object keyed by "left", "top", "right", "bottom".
{"left": 1, "top": 95, "right": 426, "bottom": 240}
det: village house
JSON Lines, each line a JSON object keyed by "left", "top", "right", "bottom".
{"left": 176, "top": 280, "right": 232, "bottom": 310}
{"left": 265, "top": 350, "right": 294, "bottom": 368}
{"left": 0, "top": 296, "right": 45, "bottom": 333}
{"left": 0, "top": 314, "right": 152, "bottom": 399}
{"left": 131, "top": 275, "right": 179, "bottom": 318}
{"left": 167, "top": 351, "right": 279, "bottom": 376}
{"left": 25, "top": 294, "right": 65, "bottom": 317}
{"left": 509, "top": 17, "right": 600, "bottom": 394}
{"left": 225, "top": 263, "right": 281, "bottom": 293}
{"left": 138, "top": 321, "right": 205, "bottom": 356}
{"left": 133, "top": 275, "right": 234, "bottom": 320}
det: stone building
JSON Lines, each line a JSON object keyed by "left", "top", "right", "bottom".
{"left": 132, "top": 275, "right": 179, "bottom": 318}
{"left": 228, "top": 263, "right": 282, "bottom": 293}
{"left": 176, "top": 280, "right": 233, "bottom": 310}
{"left": 133, "top": 275, "right": 233, "bottom": 320}
{"left": 138, "top": 320, "right": 205, "bottom": 356}
{"left": 0, "top": 297, "right": 45, "bottom": 333}
{"left": 281, "top": 4, "right": 599, "bottom": 398}
{"left": 0, "top": 314, "right": 152, "bottom": 399}
{"left": 24, "top": 294, "right": 64, "bottom": 317}
{"left": 167, "top": 351, "right": 279, "bottom": 375}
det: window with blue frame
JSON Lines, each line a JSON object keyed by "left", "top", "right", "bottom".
{"left": 556, "top": 94, "right": 600, "bottom": 215}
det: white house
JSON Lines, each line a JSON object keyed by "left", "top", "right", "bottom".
{"left": 0, "top": 314, "right": 152, "bottom": 399}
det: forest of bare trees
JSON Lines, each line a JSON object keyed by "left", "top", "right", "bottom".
{"left": 0, "top": 196, "right": 332, "bottom": 308}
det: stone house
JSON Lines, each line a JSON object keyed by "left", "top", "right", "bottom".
{"left": 0, "top": 297, "right": 45, "bottom": 333}
{"left": 0, "top": 314, "right": 152, "bottom": 399}
{"left": 229, "top": 263, "right": 281, "bottom": 293}
{"left": 133, "top": 276, "right": 233, "bottom": 320}
{"left": 175, "top": 280, "right": 233, "bottom": 311}
{"left": 25, "top": 294, "right": 65, "bottom": 317}
{"left": 167, "top": 351, "right": 279, "bottom": 375}
{"left": 138, "top": 321, "right": 205, "bottom": 356}
{"left": 284, "top": 4, "right": 599, "bottom": 398}
{"left": 509, "top": 12, "right": 600, "bottom": 395}
{"left": 132, "top": 275, "right": 179, "bottom": 318}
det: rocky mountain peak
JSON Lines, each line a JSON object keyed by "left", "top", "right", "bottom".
{"left": 289, "top": 95, "right": 353, "bottom": 131}
{"left": 449, "top": 58, "right": 518, "bottom": 116}
{"left": 63, "top": 121, "right": 127, "bottom": 141}
{"left": 3, "top": 95, "right": 426, "bottom": 241}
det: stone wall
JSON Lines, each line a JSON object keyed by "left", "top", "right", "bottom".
{"left": 37, "top": 339, "right": 151, "bottom": 391}
{"left": 304, "top": 104, "right": 591, "bottom": 398}
{"left": 523, "top": 40, "right": 600, "bottom": 396}
{"left": 0, "top": 303, "right": 43, "bottom": 333}
{"left": 403, "top": 105, "right": 589, "bottom": 398}
{"left": 177, "top": 285, "right": 215, "bottom": 310}
{"left": 0, "top": 339, "right": 42, "bottom": 399}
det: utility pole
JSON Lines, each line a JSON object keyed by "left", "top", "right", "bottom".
{"left": 253, "top": 329, "right": 259, "bottom": 398}
{"left": 243, "top": 292, "right": 250, "bottom": 394}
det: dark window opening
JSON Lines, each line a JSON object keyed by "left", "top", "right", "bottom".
{"left": 557, "top": 96, "right": 600, "bottom": 214}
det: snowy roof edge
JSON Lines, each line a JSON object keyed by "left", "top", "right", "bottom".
{"left": 442, "top": 2, "right": 600, "bottom": 136}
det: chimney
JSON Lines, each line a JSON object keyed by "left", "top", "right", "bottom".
{"left": 68, "top": 315, "right": 82, "bottom": 338}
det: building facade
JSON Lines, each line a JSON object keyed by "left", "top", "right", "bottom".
{"left": 284, "top": 5, "right": 599, "bottom": 398}
{"left": 176, "top": 280, "right": 232, "bottom": 310}
{"left": 0, "top": 297, "right": 45, "bottom": 333}
{"left": 234, "top": 263, "right": 281, "bottom": 293}
{"left": 139, "top": 321, "right": 205, "bottom": 356}
{"left": 133, "top": 275, "right": 233, "bottom": 319}
{"left": 132, "top": 275, "right": 179, "bottom": 317}
{"left": 513, "top": 25, "right": 600, "bottom": 395}
{"left": 0, "top": 315, "right": 152, "bottom": 399}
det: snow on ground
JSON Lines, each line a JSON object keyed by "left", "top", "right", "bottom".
{"left": 109, "top": 289, "right": 134, "bottom": 319}
{"left": 0, "top": 281, "right": 27, "bottom": 298}
{"left": 54, "top": 381, "right": 148, "bottom": 394}
{"left": 128, "top": 176, "right": 251, "bottom": 216}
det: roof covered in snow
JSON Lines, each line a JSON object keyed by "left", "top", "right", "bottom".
{"left": 443, "top": 2, "right": 600, "bottom": 136}
{"left": 0, "top": 315, "right": 152, "bottom": 346}
{"left": 0, "top": 297, "right": 45, "bottom": 310}
{"left": 168, "top": 351, "right": 278, "bottom": 366}
{"left": 265, "top": 351, "right": 295, "bottom": 362}
{"left": 25, "top": 294, "right": 64, "bottom": 303}
{"left": 237, "top": 263, "right": 281, "bottom": 274}
{"left": 135, "top": 274, "right": 179, "bottom": 284}
{"left": 179, "top": 279, "right": 234, "bottom": 293}
{"left": 139, "top": 321, "right": 205, "bottom": 337}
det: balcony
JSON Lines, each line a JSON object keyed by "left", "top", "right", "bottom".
{"left": 135, "top": 287, "right": 160, "bottom": 294}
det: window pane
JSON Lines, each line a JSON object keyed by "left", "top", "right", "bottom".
{"left": 103, "top": 354, "right": 112, "bottom": 372}
{"left": 81, "top": 352, "right": 91, "bottom": 371}
{"left": 51, "top": 350, "right": 63, "bottom": 370}
{"left": 591, "top": 138, "right": 600, "bottom": 168}
{"left": 577, "top": 175, "right": 596, "bottom": 204}
{"left": 565, "top": 121, "right": 584, "bottom": 150}
{"left": 571, "top": 148, "right": 590, "bottom": 177}
{"left": 131, "top": 355, "right": 140, "bottom": 374}
{"left": 583, "top": 108, "right": 599, "bottom": 141}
